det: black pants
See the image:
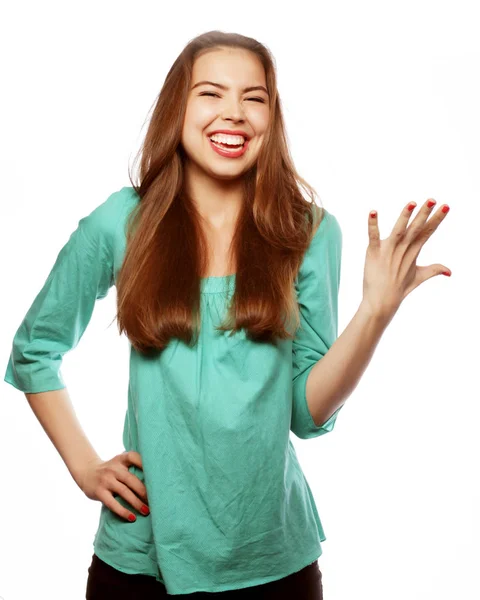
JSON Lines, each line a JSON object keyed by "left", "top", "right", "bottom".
{"left": 86, "top": 553, "right": 323, "bottom": 598}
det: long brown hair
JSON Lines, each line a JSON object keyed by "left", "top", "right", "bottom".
{"left": 116, "top": 30, "right": 325, "bottom": 355}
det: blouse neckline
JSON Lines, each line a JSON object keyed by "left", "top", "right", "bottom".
{"left": 200, "top": 273, "right": 236, "bottom": 294}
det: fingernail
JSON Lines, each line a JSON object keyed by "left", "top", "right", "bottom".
{"left": 128, "top": 513, "right": 136, "bottom": 522}
{"left": 140, "top": 505, "right": 150, "bottom": 516}
{"left": 370, "top": 211, "right": 377, "bottom": 218}
{"left": 407, "top": 203, "right": 416, "bottom": 211}
{"left": 441, "top": 271, "right": 451, "bottom": 276}
{"left": 427, "top": 200, "right": 436, "bottom": 208}
{"left": 442, "top": 205, "right": 450, "bottom": 213}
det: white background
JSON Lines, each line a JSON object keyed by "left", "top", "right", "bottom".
{"left": 1, "top": 1, "right": 478, "bottom": 598}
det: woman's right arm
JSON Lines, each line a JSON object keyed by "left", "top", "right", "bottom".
{"left": 24, "top": 387, "right": 149, "bottom": 520}
{"left": 25, "top": 387, "right": 101, "bottom": 488}
{"left": 5, "top": 188, "right": 148, "bottom": 521}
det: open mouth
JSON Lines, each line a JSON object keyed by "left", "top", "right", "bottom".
{"left": 207, "top": 133, "right": 248, "bottom": 151}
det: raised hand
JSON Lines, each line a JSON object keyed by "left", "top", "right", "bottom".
{"left": 361, "top": 198, "right": 451, "bottom": 322}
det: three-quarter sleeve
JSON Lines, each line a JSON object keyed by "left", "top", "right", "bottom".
{"left": 290, "top": 207, "right": 343, "bottom": 440}
{"left": 4, "top": 189, "right": 125, "bottom": 394}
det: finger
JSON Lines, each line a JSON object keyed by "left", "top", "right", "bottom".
{"left": 97, "top": 487, "right": 139, "bottom": 522}
{"left": 368, "top": 209, "right": 380, "bottom": 248}
{"left": 404, "top": 264, "right": 452, "bottom": 297}
{"left": 420, "top": 201, "right": 450, "bottom": 240}
{"left": 122, "top": 450, "right": 143, "bottom": 471}
{"left": 402, "top": 200, "right": 450, "bottom": 268}
{"left": 389, "top": 201, "right": 418, "bottom": 244}
{"left": 120, "top": 469, "right": 149, "bottom": 504}
{"left": 110, "top": 480, "right": 150, "bottom": 518}
{"left": 121, "top": 451, "right": 148, "bottom": 502}
{"left": 407, "top": 199, "right": 450, "bottom": 243}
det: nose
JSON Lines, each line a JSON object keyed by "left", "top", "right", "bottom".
{"left": 220, "top": 97, "right": 246, "bottom": 122}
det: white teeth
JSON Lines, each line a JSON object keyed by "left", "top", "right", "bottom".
{"left": 209, "top": 133, "right": 246, "bottom": 145}
{"left": 211, "top": 139, "right": 244, "bottom": 152}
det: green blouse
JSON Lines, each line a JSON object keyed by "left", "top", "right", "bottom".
{"left": 4, "top": 186, "right": 343, "bottom": 595}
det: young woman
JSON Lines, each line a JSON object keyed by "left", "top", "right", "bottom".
{"left": 4, "top": 30, "right": 450, "bottom": 599}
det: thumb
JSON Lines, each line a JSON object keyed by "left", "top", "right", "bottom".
{"left": 438, "top": 265, "right": 452, "bottom": 277}
{"left": 416, "top": 265, "right": 451, "bottom": 284}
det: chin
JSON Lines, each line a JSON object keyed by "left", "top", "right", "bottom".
{"left": 208, "top": 169, "right": 247, "bottom": 181}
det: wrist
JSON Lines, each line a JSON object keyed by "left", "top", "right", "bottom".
{"left": 358, "top": 299, "right": 397, "bottom": 327}
{"left": 71, "top": 453, "right": 102, "bottom": 489}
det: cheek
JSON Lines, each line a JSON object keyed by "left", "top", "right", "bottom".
{"left": 181, "top": 117, "right": 208, "bottom": 150}
{"left": 187, "top": 103, "right": 217, "bottom": 128}
{"left": 248, "top": 110, "right": 269, "bottom": 135}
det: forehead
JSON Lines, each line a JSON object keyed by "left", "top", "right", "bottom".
{"left": 192, "top": 48, "right": 266, "bottom": 86}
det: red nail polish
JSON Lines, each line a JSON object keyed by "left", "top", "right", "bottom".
{"left": 442, "top": 205, "right": 450, "bottom": 213}
{"left": 370, "top": 211, "right": 377, "bottom": 218}
{"left": 128, "top": 513, "right": 136, "bottom": 522}
{"left": 140, "top": 505, "right": 150, "bottom": 515}
{"left": 427, "top": 200, "right": 436, "bottom": 208}
{"left": 407, "top": 203, "right": 416, "bottom": 211}
{"left": 441, "top": 271, "right": 451, "bottom": 276}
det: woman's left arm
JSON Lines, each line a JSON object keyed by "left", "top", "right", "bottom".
{"left": 307, "top": 198, "right": 451, "bottom": 427}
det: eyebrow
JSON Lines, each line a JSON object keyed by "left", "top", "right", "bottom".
{"left": 191, "top": 80, "right": 269, "bottom": 96}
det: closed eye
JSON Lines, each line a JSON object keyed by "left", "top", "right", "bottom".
{"left": 199, "top": 92, "right": 265, "bottom": 103}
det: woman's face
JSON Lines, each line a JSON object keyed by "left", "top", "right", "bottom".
{"left": 181, "top": 47, "right": 270, "bottom": 182}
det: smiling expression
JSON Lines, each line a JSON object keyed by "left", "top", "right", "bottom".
{"left": 181, "top": 47, "right": 270, "bottom": 181}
